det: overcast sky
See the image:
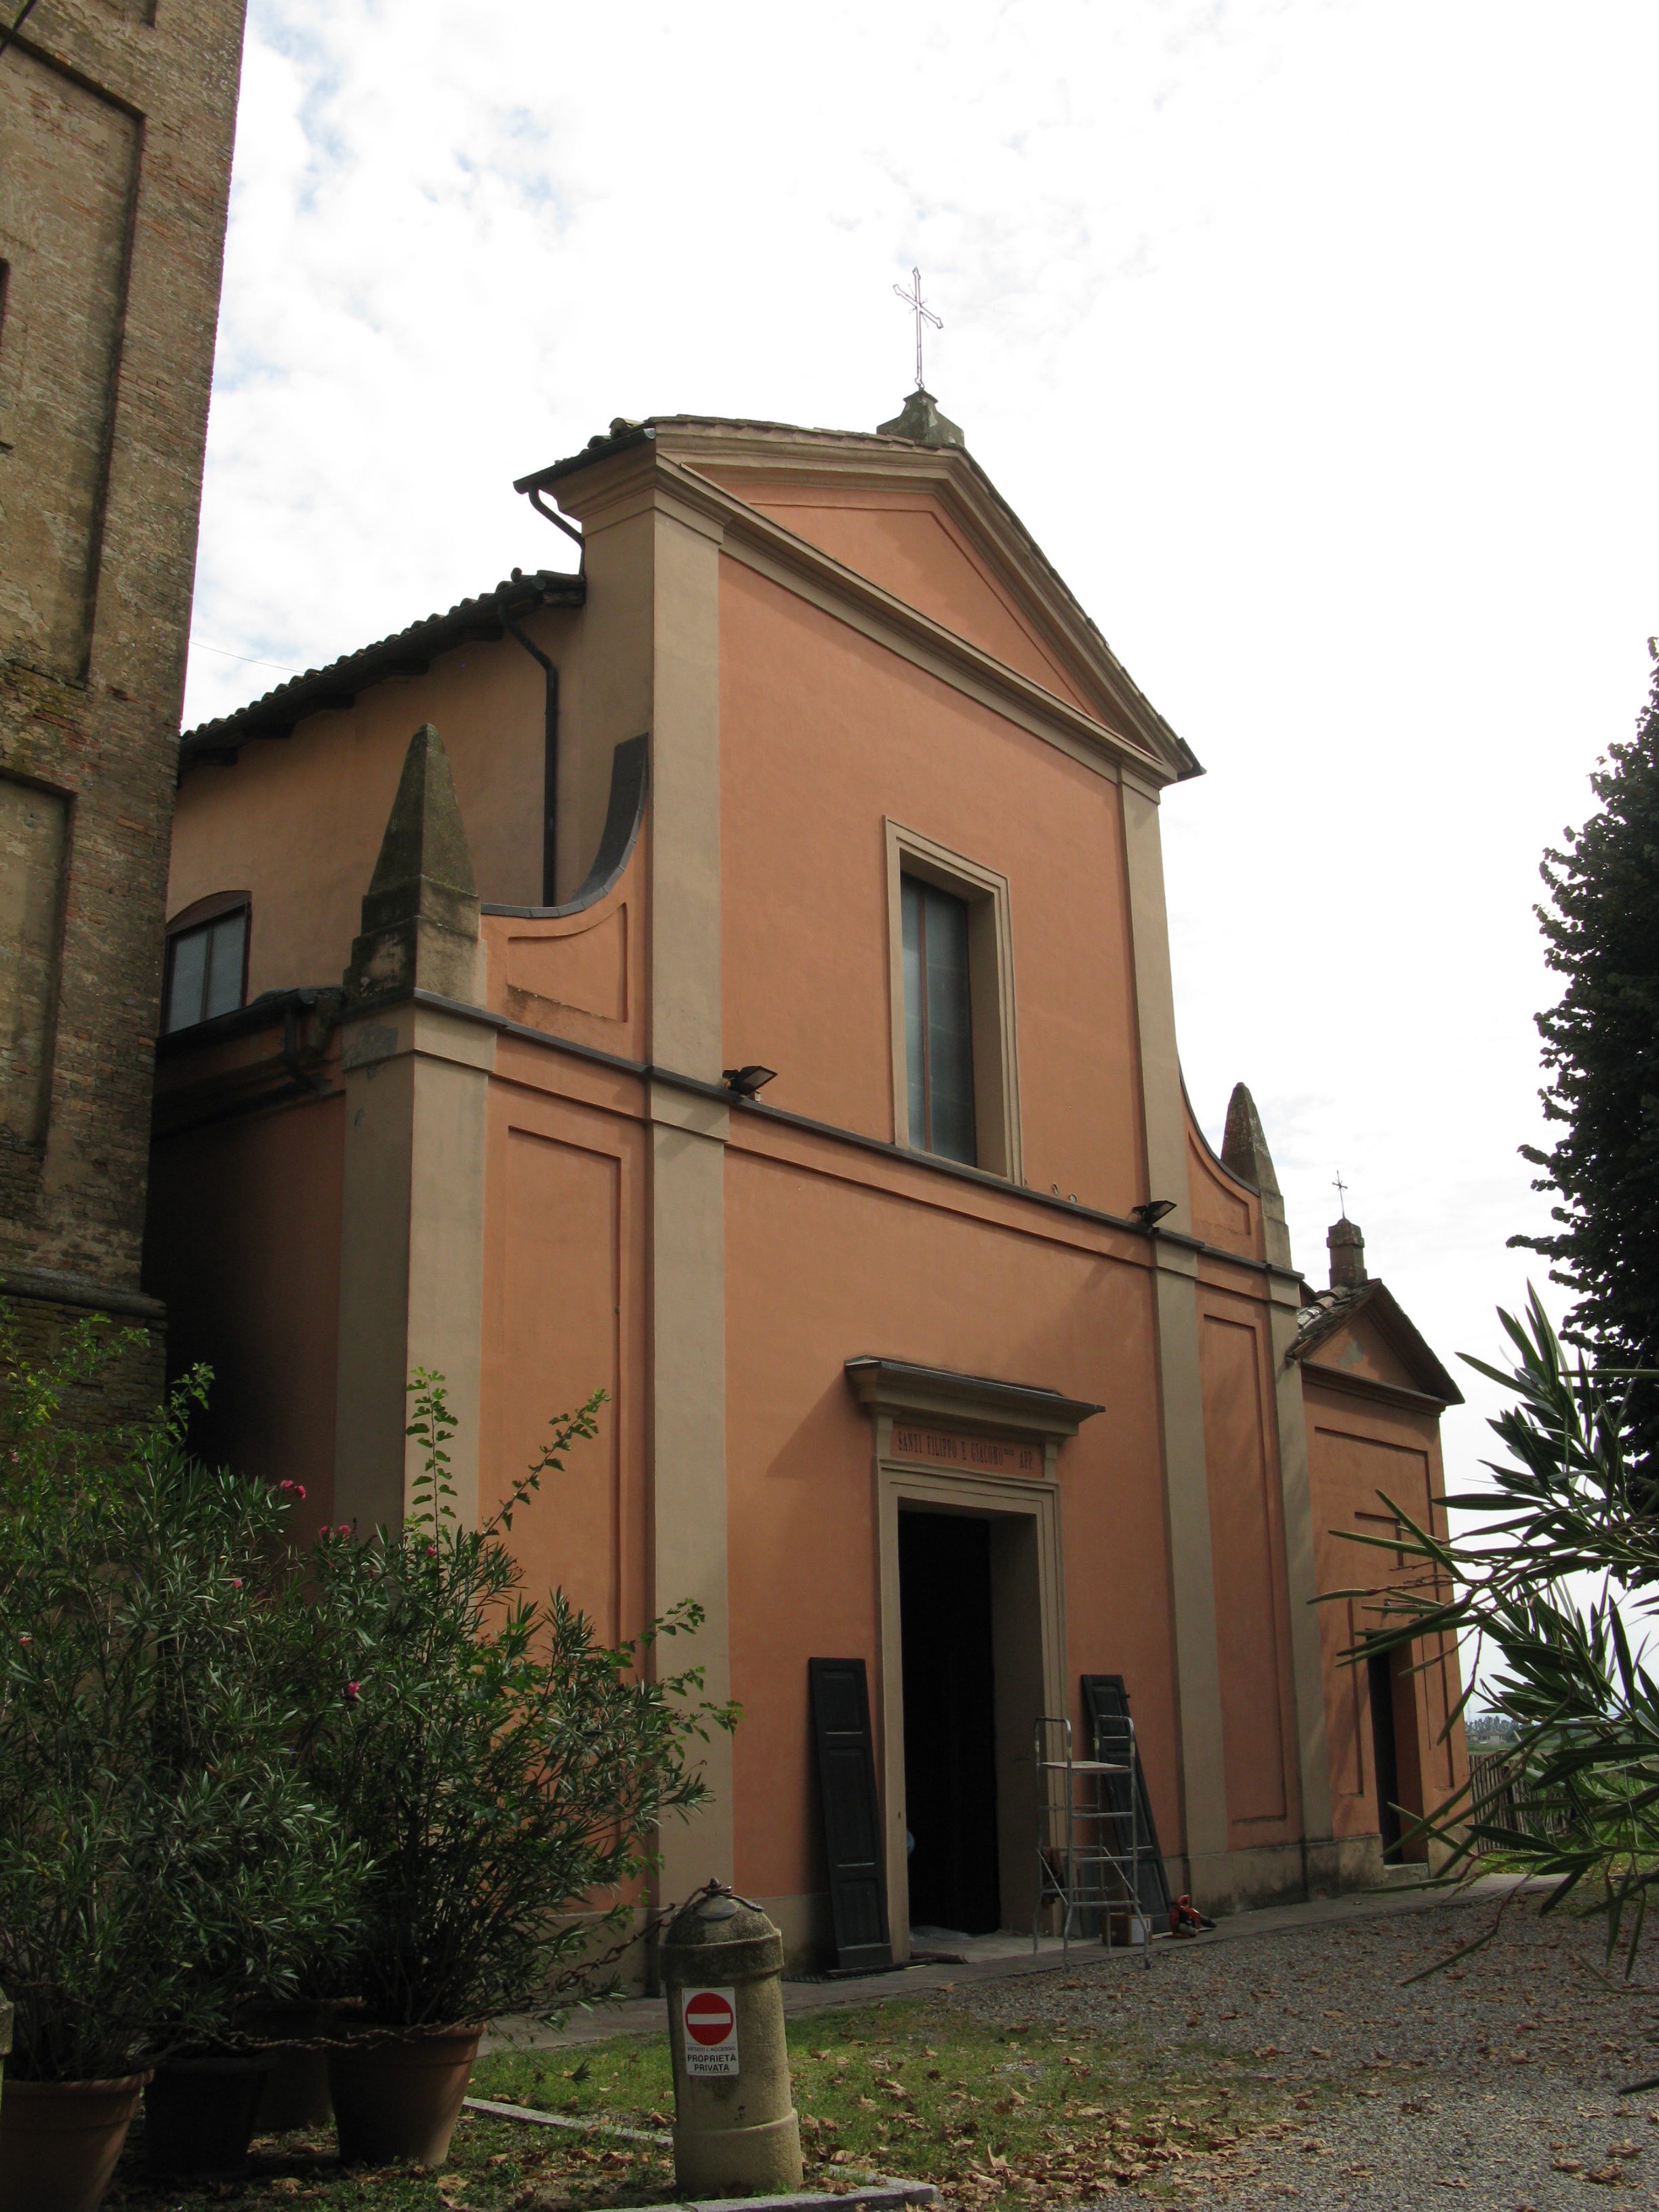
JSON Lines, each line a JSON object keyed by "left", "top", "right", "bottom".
{"left": 184, "top": 0, "right": 1659, "bottom": 1511}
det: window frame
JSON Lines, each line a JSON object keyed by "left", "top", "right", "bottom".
{"left": 162, "top": 891, "right": 251, "bottom": 1035}
{"left": 884, "top": 821, "right": 1022, "bottom": 1181}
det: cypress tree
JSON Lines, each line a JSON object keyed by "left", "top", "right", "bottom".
{"left": 1514, "top": 654, "right": 1659, "bottom": 1468}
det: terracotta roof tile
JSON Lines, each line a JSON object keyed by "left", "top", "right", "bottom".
{"left": 178, "top": 569, "right": 583, "bottom": 771}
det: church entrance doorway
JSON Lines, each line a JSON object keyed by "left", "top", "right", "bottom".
{"left": 876, "top": 1450, "right": 1066, "bottom": 1959}
{"left": 899, "top": 1510, "right": 1001, "bottom": 1935}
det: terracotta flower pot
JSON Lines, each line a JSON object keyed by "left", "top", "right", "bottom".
{"left": 327, "top": 2024, "right": 483, "bottom": 2169}
{"left": 248, "top": 2003, "right": 336, "bottom": 2134}
{"left": 143, "top": 2050, "right": 273, "bottom": 2176}
{"left": 0, "top": 2073, "right": 150, "bottom": 2212}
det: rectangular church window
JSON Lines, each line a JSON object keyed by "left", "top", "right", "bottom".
{"left": 902, "top": 874, "right": 977, "bottom": 1164}
{"left": 163, "top": 900, "right": 248, "bottom": 1032}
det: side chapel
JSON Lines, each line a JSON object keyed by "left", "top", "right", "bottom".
{"left": 145, "top": 394, "right": 1468, "bottom": 1966}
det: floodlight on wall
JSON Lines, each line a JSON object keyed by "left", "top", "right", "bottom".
{"left": 1132, "top": 1199, "right": 1177, "bottom": 1229}
{"left": 722, "top": 1065, "right": 777, "bottom": 1101}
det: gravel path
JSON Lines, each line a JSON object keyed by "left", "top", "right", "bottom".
{"left": 951, "top": 1891, "right": 1659, "bottom": 2211}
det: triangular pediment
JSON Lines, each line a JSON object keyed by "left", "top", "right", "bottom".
{"left": 522, "top": 416, "right": 1199, "bottom": 786}
{"left": 722, "top": 485, "right": 1093, "bottom": 712}
{"left": 1293, "top": 1283, "right": 1464, "bottom": 1407}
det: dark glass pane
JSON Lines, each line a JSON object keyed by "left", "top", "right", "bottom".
{"left": 203, "top": 909, "right": 246, "bottom": 1021}
{"left": 165, "top": 927, "right": 207, "bottom": 1033}
{"left": 901, "top": 876, "right": 927, "bottom": 1148}
{"left": 922, "top": 884, "right": 975, "bottom": 1164}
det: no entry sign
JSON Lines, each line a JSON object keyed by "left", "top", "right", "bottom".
{"left": 680, "top": 1985, "right": 739, "bottom": 2076}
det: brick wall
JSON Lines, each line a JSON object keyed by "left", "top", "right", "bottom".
{"left": 0, "top": 0, "right": 248, "bottom": 1367}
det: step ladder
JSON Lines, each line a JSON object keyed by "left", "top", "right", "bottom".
{"left": 1033, "top": 1713, "right": 1153, "bottom": 1966}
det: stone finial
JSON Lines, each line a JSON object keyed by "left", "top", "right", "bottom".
{"left": 1221, "top": 1081, "right": 1292, "bottom": 1271}
{"left": 876, "top": 388, "right": 965, "bottom": 450}
{"left": 344, "top": 724, "right": 482, "bottom": 1008}
{"left": 1221, "top": 1082, "right": 1282, "bottom": 1199}
{"left": 1328, "top": 1216, "right": 1368, "bottom": 1290}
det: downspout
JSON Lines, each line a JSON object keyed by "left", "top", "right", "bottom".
{"left": 510, "top": 487, "right": 583, "bottom": 903}
{"left": 525, "top": 484, "right": 583, "bottom": 547}
{"left": 501, "top": 603, "right": 560, "bottom": 906}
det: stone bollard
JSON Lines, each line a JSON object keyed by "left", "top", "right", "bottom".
{"left": 661, "top": 1882, "right": 803, "bottom": 2200}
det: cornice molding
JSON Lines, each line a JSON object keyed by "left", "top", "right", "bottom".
{"left": 844, "top": 1353, "right": 1103, "bottom": 1439}
{"left": 1298, "top": 1360, "right": 1454, "bottom": 1418}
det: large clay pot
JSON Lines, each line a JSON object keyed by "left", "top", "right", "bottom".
{"left": 327, "top": 2024, "right": 482, "bottom": 2168}
{"left": 248, "top": 2003, "right": 335, "bottom": 2134}
{"left": 143, "top": 2050, "right": 273, "bottom": 2176}
{"left": 0, "top": 2073, "right": 150, "bottom": 2212}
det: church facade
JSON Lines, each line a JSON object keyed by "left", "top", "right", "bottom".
{"left": 146, "top": 401, "right": 1467, "bottom": 1963}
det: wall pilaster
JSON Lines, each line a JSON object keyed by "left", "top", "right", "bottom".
{"left": 333, "top": 1000, "right": 493, "bottom": 1534}
{"left": 560, "top": 458, "right": 735, "bottom": 1908}
{"left": 1268, "top": 1281, "right": 1336, "bottom": 1883}
{"left": 647, "top": 489, "right": 734, "bottom": 1905}
{"left": 1121, "top": 771, "right": 1230, "bottom": 1875}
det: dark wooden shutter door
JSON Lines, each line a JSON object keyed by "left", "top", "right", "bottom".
{"left": 1080, "top": 1673, "right": 1174, "bottom": 1920}
{"left": 809, "top": 1658, "right": 893, "bottom": 1972}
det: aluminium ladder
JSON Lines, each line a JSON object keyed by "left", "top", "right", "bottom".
{"left": 1033, "top": 1712, "right": 1153, "bottom": 1966}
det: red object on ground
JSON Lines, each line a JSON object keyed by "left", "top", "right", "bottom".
{"left": 1170, "top": 1893, "right": 1213, "bottom": 1936}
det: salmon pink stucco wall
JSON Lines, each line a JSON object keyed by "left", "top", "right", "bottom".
{"left": 731, "top": 485, "right": 1092, "bottom": 713}
{"left": 716, "top": 560, "right": 1145, "bottom": 1218}
{"left": 477, "top": 1049, "right": 651, "bottom": 1656}
{"left": 167, "top": 612, "right": 571, "bottom": 1002}
{"left": 1303, "top": 1371, "right": 1466, "bottom": 1845}
{"left": 1197, "top": 1288, "right": 1302, "bottom": 1851}
{"left": 720, "top": 1140, "right": 1177, "bottom": 1907}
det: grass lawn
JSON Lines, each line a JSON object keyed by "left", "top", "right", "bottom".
{"left": 108, "top": 1990, "right": 1307, "bottom": 2211}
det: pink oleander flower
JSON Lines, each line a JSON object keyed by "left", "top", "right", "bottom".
{"left": 18, "top": 1633, "right": 30, "bottom": 1645}
{"left": 230, "top": 1578, "right": 243, "bottom": 1590}
{"left": 344, "top": 1681, "right": 361, "bottom": 1703}
{"left": 337, "top": 1523, "right": 350, "bottom": 1536}
{"left": 279, "top": 1480, "right": 306, "bottom": 1500}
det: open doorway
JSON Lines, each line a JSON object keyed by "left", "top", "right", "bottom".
{"left": 878, "top": 1458, "right": 1061, "bottom": 1957}
{"left": 899, "top": 1511, "right": 1000, "bottom": 1936}
{"left": 1368, "top": 1646, "right": 1426, "bottom": 1864}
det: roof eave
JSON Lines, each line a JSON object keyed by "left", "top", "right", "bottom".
{"left": 178, "top": 570, "right": 585, "bottom": 773}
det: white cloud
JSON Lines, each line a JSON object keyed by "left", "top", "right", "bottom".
{"left": 185, "top": 0, "right": 1659, "bottom": 1492}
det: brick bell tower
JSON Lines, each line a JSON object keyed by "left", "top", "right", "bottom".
{"left": 0, "top": 0, "right": 247, "bottom": 1404}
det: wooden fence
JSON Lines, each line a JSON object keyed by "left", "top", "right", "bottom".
{"left": 1465, "top": 1748, "right": 1570, "bottom": 1853}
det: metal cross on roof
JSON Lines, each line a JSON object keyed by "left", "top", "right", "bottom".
{"left": 893, "top": 267, "right": 941, "bottom": 392}
{"left": 1333, "top": 1169, "right": 1350, "bottom": 1220}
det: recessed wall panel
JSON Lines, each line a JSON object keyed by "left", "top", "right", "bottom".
{"left": 0, "top": 772, "right": 66, "bottom": 1146}
{"left": 0, "top": 51, "right": 138, "bottom": 676}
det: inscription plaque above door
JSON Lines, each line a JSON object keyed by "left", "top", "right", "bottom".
{"left": 890, "top": 1425, "right": 1042, "bottom": 1474}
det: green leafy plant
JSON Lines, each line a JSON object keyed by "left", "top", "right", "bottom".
{"left": 0, "top": 1310, "right": 361, "bottom": 2080}
{"left": 297, "top": 1372, "right": 736, "bottom": 2028}
{"left": 1330, "top": 1289, "right": 1659, "bottom": 1969}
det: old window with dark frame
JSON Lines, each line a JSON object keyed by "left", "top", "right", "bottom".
{"left": 162, "top": 893, "right": 249, "bottom": 1033}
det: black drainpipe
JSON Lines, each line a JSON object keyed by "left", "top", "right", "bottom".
{"left": 501, "top": 596, "right": 560, "bottom": 906}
